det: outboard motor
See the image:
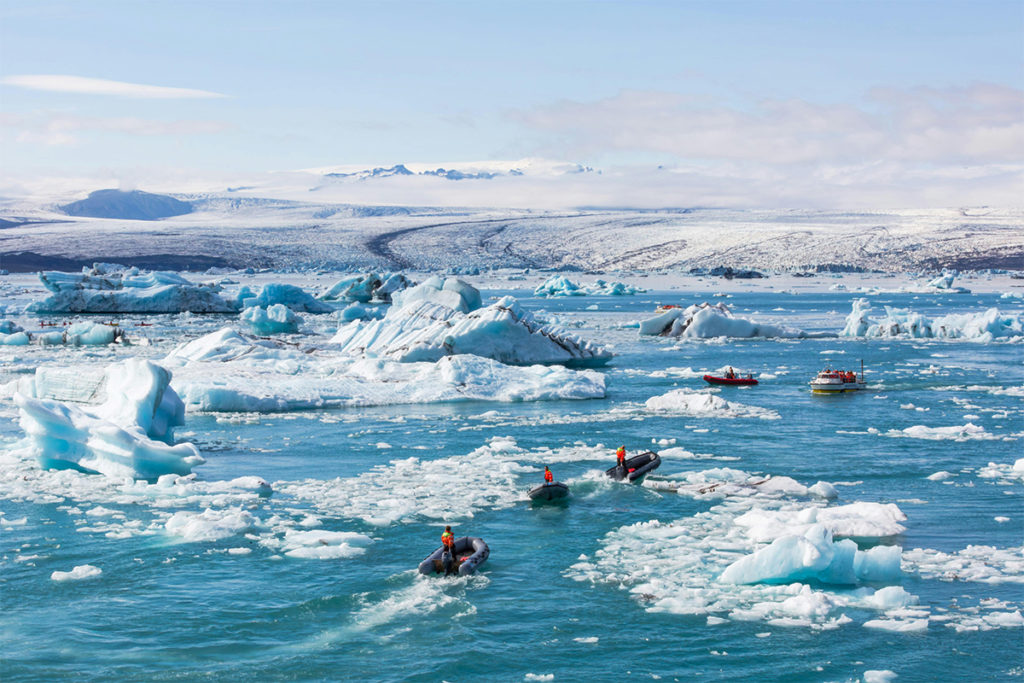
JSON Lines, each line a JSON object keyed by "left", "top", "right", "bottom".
{"left": 441, "top": 548, "right": 455, "bottom": 576}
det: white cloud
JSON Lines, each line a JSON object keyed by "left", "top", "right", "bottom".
{"left": 1, "top": 74, "right": 226, "bottom": 99}
{"left": 512, "top": 84, "right": 1024, "bottom": 166}
{"left": 1, "top": 112, "right": 230, "bottom": 145}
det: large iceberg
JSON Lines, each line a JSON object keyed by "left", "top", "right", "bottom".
{"left": 841, "top": 298, "right": 1024, "bottom": 341}
{"left": 639, "top": 302, "right": 808, "bottom": 338}
{"left": 163, "top": 327, "right": 606, "bottom": 412}
{"left": 331, "top": 278, "right": 610, "bottom": 366}
{"left": 14, "top": 358, "right": 202, "bottom": 479}
{"left": 26, "top": 270, "right": 234, "bottom": 314}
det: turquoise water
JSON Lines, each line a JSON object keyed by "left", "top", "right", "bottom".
{"left": 2, "top": 287, "right": 1022, "bottom": 682}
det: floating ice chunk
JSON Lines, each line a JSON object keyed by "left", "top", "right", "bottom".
{"left": 977, "top": 459, "right": 1024, "bottom": 482}
{"left": 240, "top": 304, "right": 301, "bottom": 334}
{"left": 886, "top": 423, "right": 998, "bottom": 441}
{"left": 0, "top": 331, "right": 30, "bottom": 345}
{"left": 903, "top": 545, "right": 1024, "bottom": 584}
{"left": 14, "top": 358, "right": 200, "bottom": 479}
{"left": 535, "top": 275, "right": 645, "bottom": 297}
{"left": 524, "top": 674, "right": 554, "bottom": 681}
{"left": 841, "top": 298, "right": 1023, "bottom": 341}
{"left": 926, "top": 471, "right": 954, "bottom": 481}
{"left": 645, "top": 389, "right": 780, "bottom": 420}
{"left": 860, "top": 585, "right": 918, "bottom": 610}
{"left": 331, "top": 295, "right": 610, "bottom": 366}
{"left": 863, "top": 670, "right": 899, "bottom": 683}
{"left": 808, "top": 481, "right": 839, "bottom": 499}
{"left": 319, "top": 273, "right": 413, "bottom": 303}
{"left": 165, "top": 507, "right": 258, "bottom": 542}
{"left": 51, "top": 565, "right": 102, "bottom": 581}
{"left": 27, "top": 270, "right": 233, "bottom": 313}
{"left": 338, "top": 302, "right": 386, "bottom": 323}
{"left": 862, "top": 618, "right": 927, "bottom": 632}
{"left": 638, "top": 302, "right": 809, "bottom": 338}
{"left": 280, "top": 529, "right": 373, "bottom": 559}
{"left": 238, "top": 283, "right": 333, "bottom": 313}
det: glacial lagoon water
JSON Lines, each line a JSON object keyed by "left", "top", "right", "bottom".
{"left": 1, "top": 280, "right": 1022, "bottom": 682}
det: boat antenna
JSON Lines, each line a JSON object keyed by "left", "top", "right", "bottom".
{"left": 861, "top": 358, "right": 865, "bottom": 383}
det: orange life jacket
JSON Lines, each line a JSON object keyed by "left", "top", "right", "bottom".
{"left": 544, "top": 470, "right": 553, "bottom": 483}
{"left": 442, "top": 531, "right": 454, "bottom": 548}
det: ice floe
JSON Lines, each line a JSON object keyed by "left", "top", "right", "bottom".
{"left": 164, "top": 328, "right": 605, "bottom": 412}
{"left": 644, "top": 389, "right": 780, "bottom": 420}
{"left": 842, "top": 298, "right": 1024, "bottom": 341}
{"left": 880, "top": 423, "right": 1003, "bottom": 441}
{"left": 51, "top": 564, "right": 102, "bottom": 581}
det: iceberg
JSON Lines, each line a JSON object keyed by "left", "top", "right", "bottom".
{"left": 240, "top": 304, "right": 301, "bottom": 335}
{"left": 841, "top": 298, "right": 1023, "bottom": 341}
{"left": 639, "top": 302, "right": 808, "bottom": 338}
{"left": 534, "top": 275, "right": 646, "bottom": 297}
{"left": 26, "top": 270, "right": 234, "bottom": 314}
{"left": 164, "top": 327, "right": 606, "bottom": 412}
{"left": 719, "top": 524, "right": 902, "bottom": 586}
{"left": 14, "top": 358, "right": 202, "bottom": 479}
{"left": 318, "top": 273, "right": 413, "bottom": 303}
{"left": 331, "top": 280, "right": 610, "bottom": 366}
{"left": 237, "top": 283, "right": 333, "bottom": 313}
{"left": 390, "top": 275, "right": 482, "bottom": 314}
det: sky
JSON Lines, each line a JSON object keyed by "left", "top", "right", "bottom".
{"left": 0, "top": 0, "right": 1021, "bottom": 208}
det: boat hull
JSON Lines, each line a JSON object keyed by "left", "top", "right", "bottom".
{"left": 418, "top": 536, "right": 489, "bottom": 576}
{"left": 606, "top": 451, "right": 661, "bottom": 482}
{"left": 528, "top": 482, "right": 569, "bottom": 502}
{"left": 703, "top": 374, "right": 758, "bottom": 386}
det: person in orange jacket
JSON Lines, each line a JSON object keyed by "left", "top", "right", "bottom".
{"left": 441, "top": 525, "right": 456, "bottom": 575}
{"left": 544, "top": 466, "right": 553, "bottom": 483}
{"left": 616, "top": 445, "right": 626, "bottom": 469}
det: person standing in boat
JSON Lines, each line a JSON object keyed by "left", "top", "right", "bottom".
{"left": 616, "top": 446, "right": 626, "bottom": 470}
{"left": 727, "top": 366, "right": 735, "bottom": 379}
{"left": 543, "top": 466, "right": 553, "bottom": 484}
{"left": 441, "top": 525, "right": 456, "bottom": 575}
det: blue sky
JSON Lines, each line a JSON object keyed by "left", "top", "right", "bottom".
{"left": 1, "top": 1, "right": 1021, "bottom": 206}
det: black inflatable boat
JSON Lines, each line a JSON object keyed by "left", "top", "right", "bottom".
{"left": 605, "top": 451, "right": 661, "bottom": 482}
{"left": 528, "top": 481, "right": 569, "bottom": 502}
{"left": 418, "top": 536, "right": 489, "bottom": 577}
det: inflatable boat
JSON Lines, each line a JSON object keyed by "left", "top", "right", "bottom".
{"left": 418, "top": 536, "right": 489, "bottom": 577}
{"left": 703, "top": 374, "right": 758, "bottom": 386}
{"left": 528, "top": 481, "right": 569, "bottom": 502}
{"left": 606, "top": 451, "right": 661, "bottom": 482}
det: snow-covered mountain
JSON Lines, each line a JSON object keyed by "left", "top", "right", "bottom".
{"left": 1, "top": 189, "right": 1021, "bottom": 273}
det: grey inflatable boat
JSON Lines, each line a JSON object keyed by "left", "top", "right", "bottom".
{"left": 606, "top": 451, "right": 661, "bottom": 482}
{"left": 528, "top": 481, "right": 569, "bottom": 502}
{"left": 418, "top": 536, "right": 489, "bottom": 577}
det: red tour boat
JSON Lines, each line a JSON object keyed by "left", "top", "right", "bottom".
{"left": 703, "top": 369, "right": 758, "bottom": 386}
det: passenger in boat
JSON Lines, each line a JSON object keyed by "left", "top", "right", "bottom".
{"left": 441, "top": 525, "right": 456, "bottom": 575}
{"left": 616, "top": 446, "right": 626, "bottom": 469}
{"left": 726, "top": 367, "right": 736, "bottom": 379}
{"left": 544, "top": 466, "right": 553, "bottom": 483}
